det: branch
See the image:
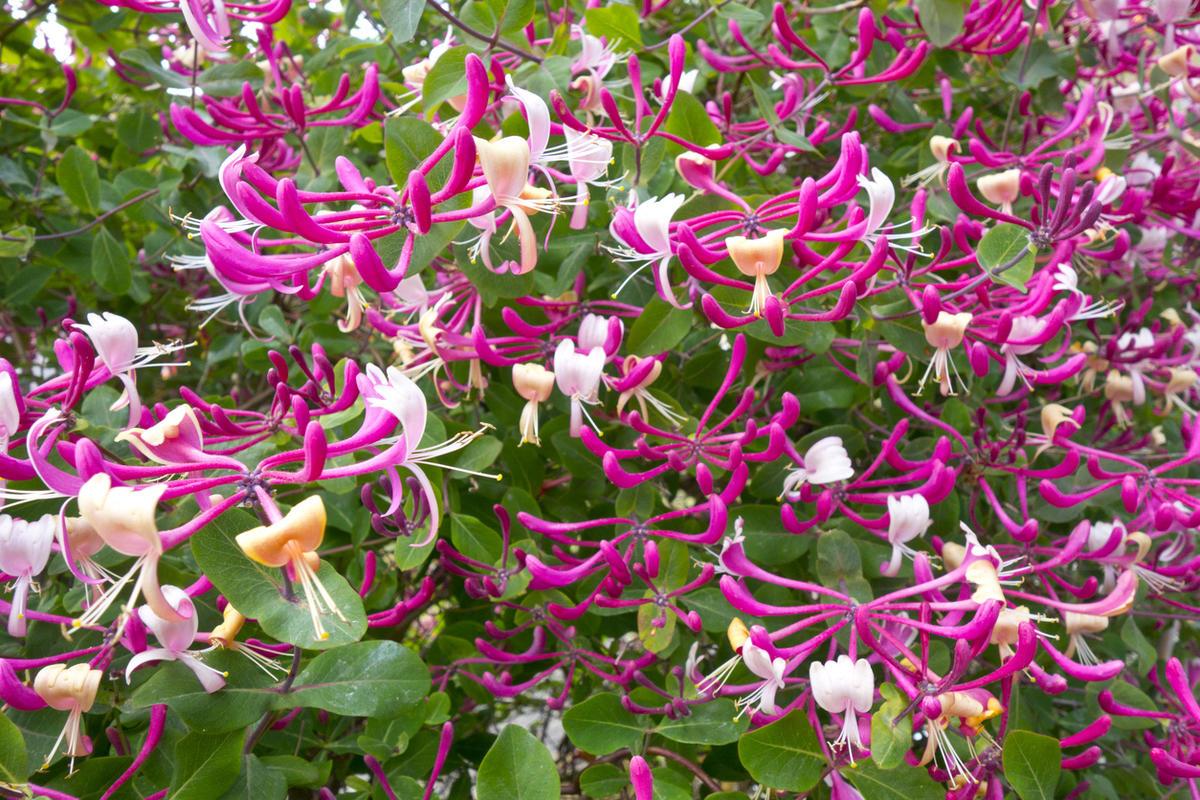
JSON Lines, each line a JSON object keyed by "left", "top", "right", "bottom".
{"left": 0, "top": 188, "right": 161, "bottom": 243}
{"left": 425, "top": 0, "right": 543, "bottom": 64}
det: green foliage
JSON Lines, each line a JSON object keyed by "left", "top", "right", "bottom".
{"left": 736, "top": 710, "right": 826, "bottom": 792}
{"left": 1003, "top": 731, "right": 1063, "bottom": 800}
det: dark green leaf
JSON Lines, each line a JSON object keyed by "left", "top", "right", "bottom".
{"left": 626, "top": 298, "right": 694, "bottom": 355}
{"left": 477, "top": 725, "right": 561, "bottom": 800}
{"left": 656, "top": 699, "right": 749, "bottom": 745}
{"left": 277, "top": 640, "right": 431, "bottom": 716}
{"left": 843, "top": 761, "right": 942, "bottom": 799}
{"left": 92, "top": 227, "right": 132, "bottom": 295}
{"left": 0, "top": 713, "right": 27, "bottom": 783}
{"left": 170, "top": 730, "right": 245, "bottom": 800}
{"left": 128, "top": 649, "right": 275, "bottom": 734}
{"left": 1003, "top": 730, "right": 1062, "bottom": 800}
{"left": 58, "top": 145, "right": 101, "bottom": 214}
{"left": 216, "top": 756, "right": 288, "bottom": 800}
{"left": 737, "top": 709, "right": 826, "bottom": 792}
{"left": 563, "top": 693, "right": 648, "bottom": 755}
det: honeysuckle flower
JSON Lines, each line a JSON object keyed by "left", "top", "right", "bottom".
{"left": 976, "top": 169, "right": 1021, "bottom": 215}
{"left": 1105, "top": 369, "right": 1138, "bottom": 426}
{"left": 919, "top": 311, "right": 971, "bottom": 396}
{"left": 607, "top": 193, "right": 687, "bottom": 306}
{"left": 554, "top": 340, "right": 605, "bottom": 437}
{"left": 323, "top": 253, "right": 370, "bottom": 333}
{"left": 782, "top": 436, "right": 854, "bottom": 497}
{"left": 126, "top": 584, "right": 226, "bottom": 692}
{"left": 0, "top": 514, "right": 55, "bottom": 636}
{"left": 809, "top": 655, "right": 873, "bottom": 756}
{"left": 903, "top": 135, "right": 958, "bottom": 186}
{"left": 207, "top": 604, "right": 286, "bottom": 676}
{"left": 735, "top": 642, "right": 788, "bottom": 717}
{"left": 612, "top": 355, "right": 684, "bottom": 427}
{"left": 997, "top": 315, "right": 1046, "bottom": 395}
{"left": 1063, "top": 611, "right": 1109, "bottom": 665}
{"left": 34, "top": 663, "right": 102, "bottom": 772}
{"left": 75, "top": 473, "right": 181, "bottom": 628}
{"left": 513, "top": 363, "right": 555, "bottom": 447}
{"left": 564, "top": 126, "right": 615, "bottom": 229}
{"left": 726, "top": 229, "right": 785, "bottom": 318}
{"left": 74, "top": 312, "right": 188, "bottom": 427}
{"left": 236, "top": 495, "right": 346, "bottom": 641}
{"left": 577, "top": 314, "right": 612, "bottom": 352}
{"left": 114, "top": 404, "right": 221, "bottom": 466}
{"left": 475, "top": 136, "right": 555, "bottom": 275}
{"left": 882, "top": 494, "right": 932, "bottom": 577}
{"left": 857, "top": 168, "right": 931, "bottom": 254}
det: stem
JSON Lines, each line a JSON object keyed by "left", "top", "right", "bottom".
{"left": 0, "top": 1, "right": 50, "bottom": 48}
{"left": 644, "top": 746, "right": 722, "bottom": 792}
{"left": 425, "top": 0, "right": 543, "bottom": 64}
{"left": 0, "top": 189, "right": 160, "bottom": 243}
{"left": 244, "top": 645, "right": 302, "bottom": 754}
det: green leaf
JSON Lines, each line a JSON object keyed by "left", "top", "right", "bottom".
{"left": 915, "top": 0, "right": 965, "bottom": 48}
{"left": 378, "top": 0, "right": 425, "bottom": 43}
{"left": 637, "top": 595, "right": 677, "bottom": 654}
{"left": 384, "top": 116, "right": 443, "bottom": 186}
{"left": 1002, "top": 730, "right": 1062, "bottom": 800}
{"left": 656, "top": 698, "right": 749, "bottom": 745}
{"left": 1000, "top": 40, "right": 1073, "bottom": 89}
{"left": 191, "top": 507, "right": 367, "bottom": 650}
{"left": 870, "top": 684, "right": 913, "bottom": 769}
{"left": 738, "top": 505, "right": 810, "bottom": 566}
{"left": 1120, "top": 616, "right": 1157, "bottom": 672}
{"left": 0, "top": 227, "right": 34, "bottom": 260}
{"left": 0, "top": 713, "right": 28, "bottom": 783}
{"left": 662, "top": 92, "right": 722, "bottom": 149}
{"left": 815, "top": 528, "right": 872, "bottom": 601}
{"left": 500, "top": 0, "right": 535, "bottom": 31}
{"left": 626, "top": 298, "right": 694, "bottom": 355}
{"left": 58, "top": 145, "right": 101, "bottom": 214}
{"left": 449, "top": 513, "right": 501, "bottom": 562}
{"left": 977, "top": 223, "right": 1035, "bottom": 291}
{"left": 92, "top": 227, "right": 132, "bottom": 295}
{"left": 843, "top": 761, "right": 942, "bottom": 799}
{"left": 128, "top": 649, "right": 275, "bottom": 734}
{"left": 584, "top": 5, "right": 642, "bottom": 49}
{"left": 579, "top": 763, "right": 626, "bottom": 798}
{"left": 258, "top": 304, "right": 292, "bottom": 343}
{"left": 422, "top": 46, "right": 469, "bottom": 115}
{"left": 563, "top": 693, "right": 648, "bottom": 755}
{"left": 477, "top": 725, "right": 561, "bottom": 800}
{"left": 216, "top": 756, "right": 288, "bottom": 800}
{"left": 737, "top": 709, "right": 826, "bottom": 792}
{"left": 259, "top": 755, "right": 330, "bottom": 788}
{"left": 277, "top": 640, "right": 431, "bottom": 716}
{"left": 170, "top": 730, "right": 245, "bottom": 800}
